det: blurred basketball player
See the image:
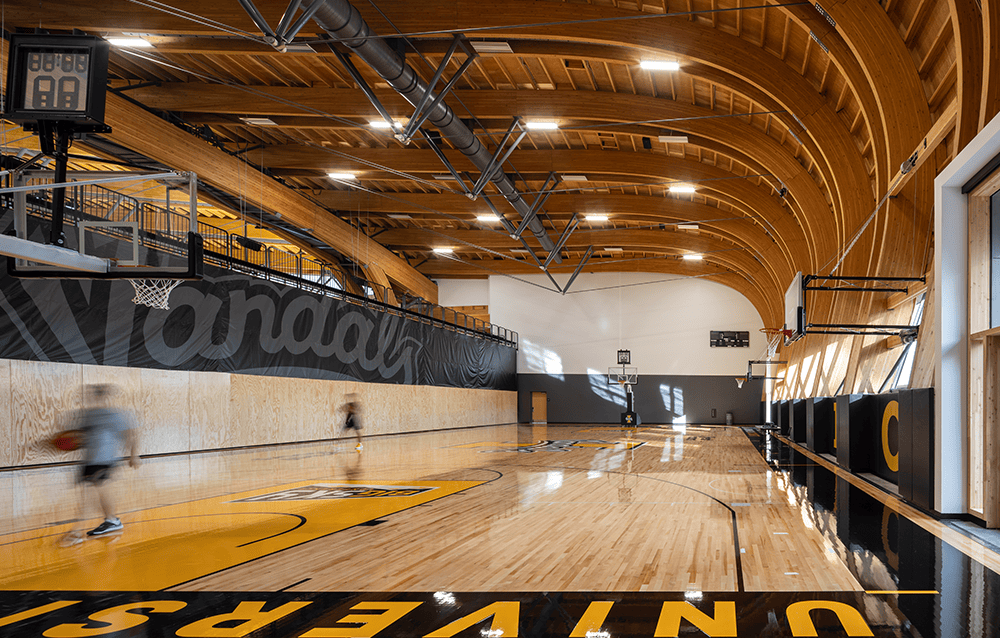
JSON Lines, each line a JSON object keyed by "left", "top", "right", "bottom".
{"left": 60, "top": 384, "right": 139, "bottom": 546}
{"left": 342, "top": 394, "right": 363, "bottom": 452}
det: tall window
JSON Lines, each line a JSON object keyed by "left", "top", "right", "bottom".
{"left": 879, "top": 293, "right": 926, "bottom": 392}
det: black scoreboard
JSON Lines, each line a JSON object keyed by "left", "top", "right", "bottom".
{"left": 4, "top": 34, "right": 110, "bottom": 126}
{"left": 710, "top": 330, "right": 750, "bottom": 347}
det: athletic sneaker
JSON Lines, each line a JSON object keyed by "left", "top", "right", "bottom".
{"left": 88, "top": 518, "right": 123, "bottom": 536}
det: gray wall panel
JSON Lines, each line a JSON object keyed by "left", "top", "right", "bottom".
{"left": 518, "top": 373, "right": 764, "bottom": 424}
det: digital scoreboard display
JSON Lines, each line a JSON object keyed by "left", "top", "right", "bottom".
{"left": 4, "top": 34, "right": 109, "bottom": 126}
{"left": 21, "top": 50, "right": 90, "bottom": 112}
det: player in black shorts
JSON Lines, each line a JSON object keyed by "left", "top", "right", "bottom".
{"left": 343, "top": 394, "right": 363, "bottom": 451}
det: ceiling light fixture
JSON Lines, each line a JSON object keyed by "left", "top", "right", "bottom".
{"left": 240, "top": 117, "right": 278, "bottom": 126}
{"left": 107, "top": 37, "right": 152, "bottom": 48}
{"left": 477, "top": 215, "right": 500, "bottom": 222}
{"left": 561, "top": 175, "right": 588, "bottom": 181}
{"left": 526, "top": 121, "right": 559, "bottom": 130}
{"left": 682, "top": 254, "right": 703, "bottom": 260}
{"left": 669, "top": 185, "right": 696, "bottom": 193}
{"left": 433, "top": 247, "right": 454, "bottom": 254}
{"left": 640, "top": 60, "right": 680, "bottom": 71}
{"left": 658, "top": 135, "right": 689, "bottom": 144}
{"left": 677, "top": 223, "right": 699, "bottom": 230}
{"left": 470, "top": 41, "right": 513, "bottom": 54}
{"left": 327, "top": 172, "right": 356, "bottom": 180}
{"left": 387, "top": 214, "right": 412, "bottom": 219}
{"left": 432, "top": 174, "right": 456, "bottom": 180}
{"left": 604, "top": 247, "right": 624, "bottom": 252}
{"left": 585, "top": 214, "right": 609, "bottom": 222}
{"left": 369, "top": 120, "right": 395, "bottom": 128}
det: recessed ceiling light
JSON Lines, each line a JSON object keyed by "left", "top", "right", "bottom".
{"left": 682, "top": 254, "right": 703, "bottom": 260}
{"left": 604, "top": 247, "right": 623, "bottom": 252}
{"left": 470, "top": 41, "right": 513, "bottom": 53}
{"left": 477, "top": 215, "right": 500, "bottom": 222}
{"left": 658, "top": 135, "right": 689, "bottom": 144}
{"left": 640, "top": 60, "right": 680, "bottom": 71}
{"left": 327, "top": 172, "right": 356, "bottom": 180}
{"left": 677, "top": 223, "right": 699, "bottom": 230}
{"left": 369, "top": 120, "right": 401, "bottom": 129}
{"left": 240, "top": 117, "right": 278, "bottom": 126}
{"left": 585, "top": 214, "right": 609, "bottom": 222}
{"left": 282, "top": 42, "right": 315, "bottom": 53}
{"left": 107, "top": 37, "right": 152, "bottom": 48}
{"left": 526, "top": 121, "right": 559, "bottom": 130}
{"left": 387, "top": 214, "right": 412, "bottom": 219}
{"left": 433, "top": 247, "right": 454, "bottom": 254}
{"left": 669, "top": 185, "right": 696, "bottom": 193}
{"left": 561, "top": 175, "right": 588, "bottom": 181}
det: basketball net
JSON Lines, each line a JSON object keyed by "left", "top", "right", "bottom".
{"left": 760, "top": 328, "right": 788, "bottom": 360}
{"left": 129, "top": 279, "right": 183, "bottom": 310}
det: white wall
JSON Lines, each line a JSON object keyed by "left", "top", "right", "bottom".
{"left": 488, "top": 272, "right": 764, "bottom": 375}
{"left": 435, "top": 279, "right": 490, "bottom": 307}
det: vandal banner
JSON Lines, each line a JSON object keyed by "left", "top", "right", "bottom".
{"left": 0, "top": 263, "right": 515, "bottom": 390}
{"left": 0, "top": 590, "right": 946, "bottom": 637}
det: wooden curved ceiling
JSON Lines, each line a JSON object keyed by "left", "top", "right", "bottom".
{"left": 4, "top": 0, "right": 961, "bottom": 324}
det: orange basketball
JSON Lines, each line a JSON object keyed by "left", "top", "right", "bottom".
{"left": 52, "top": 430, "right": 82, "bottom": 452}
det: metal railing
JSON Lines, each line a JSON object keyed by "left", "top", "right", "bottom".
{"left": 4, "top": 180, "right": 518, "bottom": 347}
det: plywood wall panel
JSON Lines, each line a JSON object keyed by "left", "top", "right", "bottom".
{"left": 188, "top": 370, "right": 231, "bottom": 451}
{"left": 140, "top": 368, "right": 191, "bottom": 456}
{"left": 229, "top": 373, "right": 280, "bottom": 447}
{"left": 10, "top": 359, "right": 81, "bottom": 466}
{"left": 0, "top": 360, "right": 11, "bottom": 467}
{"left": 1, "top": 359, "right": 516, "bottom": 468}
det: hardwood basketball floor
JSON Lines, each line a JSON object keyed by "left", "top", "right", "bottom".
{"left": 0, "top": 423, "right": 879, "bottom": 592}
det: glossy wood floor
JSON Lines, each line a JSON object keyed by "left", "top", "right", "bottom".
{"left": 0, "top": 423, "right": 872, "bottom": 593}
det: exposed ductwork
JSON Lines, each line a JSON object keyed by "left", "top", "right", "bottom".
{"left": 303, "top": 0, "right": 561, "bottom": 262}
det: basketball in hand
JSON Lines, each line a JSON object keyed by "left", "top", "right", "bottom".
{"left": 52, "top": 430, "right": 83, "bottom": 452}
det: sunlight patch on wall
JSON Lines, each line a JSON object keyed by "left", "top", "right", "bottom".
{"left": 523, "top": 338, "right": 565, "bottom": 380}
{"left": 589, "top": 368, "right": 626, "bottom": 406}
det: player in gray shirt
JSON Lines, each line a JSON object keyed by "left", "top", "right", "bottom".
{"left": 62, "top": 384, "right": 139, "bottom": 545}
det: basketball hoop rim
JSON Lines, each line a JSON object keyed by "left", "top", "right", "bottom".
{"left": 760, "top": 327, "right": 793, "bottom": 338}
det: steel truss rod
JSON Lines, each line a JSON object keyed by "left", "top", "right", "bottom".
{"left": 562, "top": 245, "right": 594, "bottom": 294}
{"left": 513, "top": 172, "right": 558, "bottom": 240}
{"left": 543, "top": 213, "right": 579, "bottom": 269}
{"left": 805, "top": 329, "right": 913, "bottom": 336}
{"left": 400, "top": 35, "right": 478, "bottom": 144}
{"left": 237, "top": 0, "right": 277, "bottom": 41}
{"left": 275, "top": 0, "right": 303, "bottom": 37}
{"left": 804, "top": 275, "right": 926, "bottom": 282}
{"left": 471, "top": 118, "right": 527, "bottom": 198}
{"left": 331, "top": 49, "right": 401, "bottom": 136}
{"left": 807, "top": 323, "right": 916, "bottom": 330}
{"left": 804, "top": 286, "right": 910, "bottom": 292}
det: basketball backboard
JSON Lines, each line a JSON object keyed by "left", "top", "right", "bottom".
{"left": 783, "top": 271, "right": 805, "bottom": 344}
{"left": 608, "top": 366, "right": 638, "bottom": 386}
{"left": 1, "top": 170, "right": 203, "bottom": 280}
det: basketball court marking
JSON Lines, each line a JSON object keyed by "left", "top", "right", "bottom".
{"left": 0, "top": 479, "right": 483, "bottom": 591}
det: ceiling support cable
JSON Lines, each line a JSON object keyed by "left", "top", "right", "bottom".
{"left": 302, "top": 0, "right": 561, "bottom": 262}
{"left": 562, "top": 245, "right": 595, "bottom": 295}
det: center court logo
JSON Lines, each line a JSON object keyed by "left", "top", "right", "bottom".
{"left": 230, "top": 483, "right": 437, "bottom": 502}
{"left": 478, "top": 439, "right": 646, "bottom": 453}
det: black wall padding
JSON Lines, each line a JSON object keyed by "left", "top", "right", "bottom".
{"left": 790, "top": 398, "right": 807, "bottom": 443}
{"left": 899, "top": 388, "right": 934, "bottom": 510}
{"left": 805, "top": 397, "right": 835, "bottom": 454}
{"left": 836, "top": 394, "right": 876, "bottom": 473}
{"left": 518, "top": 373, "right": 764, "bottom": 424}
{"left": 0, "top": 260, "right": 516, "bottom": 390}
